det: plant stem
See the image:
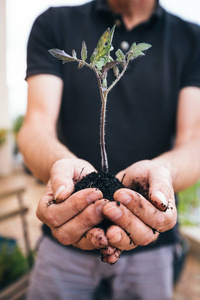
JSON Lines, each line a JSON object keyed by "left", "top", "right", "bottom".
{"left": 100, "top": 89, "right": 109, "bottom": 173}
{"left": 107, "top": 61, "right": 128, "bottom": 94}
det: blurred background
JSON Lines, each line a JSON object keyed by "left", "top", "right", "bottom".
{"left": 0, "top": 0, "right": 200, "bottom": 299}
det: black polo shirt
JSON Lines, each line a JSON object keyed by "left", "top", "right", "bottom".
{"left": 26, "top": 0, "right": 200, "bottom": 253}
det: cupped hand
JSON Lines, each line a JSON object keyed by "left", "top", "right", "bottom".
{"left": 36, "top": 158, "right": 111, "bottom": 251}
{"left": 102, "top": 160, "right": 177, "bottom": 252}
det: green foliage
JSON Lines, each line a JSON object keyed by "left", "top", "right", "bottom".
{"left": 12, "top": 115, "right": 24, "bottom": 135}
{"left": 177, "top": 181, "right": 200, "bottom": 226}
{"left": 49, "top": 25, "right": 151, "bottom": 85}
{"left": 49, "top": 26, "right": 151, "bottom": 173}
{"left": 0, "top": 129, "right": 7, "bottom": 147}
{"left": 0, "top": 238, "right": 30, "bottom": 290}
{"left": 81, "top": 41, "right": 87, "bottom": 61}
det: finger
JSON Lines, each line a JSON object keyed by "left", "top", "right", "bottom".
{"left": 148, "top": 165, "right": 175, "bottom": 210}
{"left": 106, "top": 225, "right": 137, "bottom": 251}
{"left": 50, "top": 158, "right": 96, "bottom": 203}
{"left": 114, "top": 189, "right": 177, "bottom": 233}
{"left": 74, "top": 228, "right": 108, "bottom": 250}
{"left": 100, "top": 248, "right": 122, "bottom": 265}
{"left": 51, "top": 199, "right": 109, "bottom": 245}
{"left": 50, "top": 159, "right": 75, "bottom": 202}
{"left": 37, "top": 188, "right": 103, "bottom": 228}
{"left": 103, "top": 202, "right": 159, "bottom": 246}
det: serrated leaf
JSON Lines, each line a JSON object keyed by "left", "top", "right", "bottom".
{"left": 127, "top": 50, "right": 145, "bottom": 61}
{"left": 130, "top": 43, "right": 151, "bottom": 53}
{"left": 81, "top": 41, "right": 87, "bottom": 61}
{"left": 96, "top": 28, "right": 110, "bottom": 53}
{"left": 90, "top": 49, "right": 97, "bottom": 65}
{"left": 136, "top": 43, "right": 152, "bottom": 52}
{"left": 130, "top": 42, "right": 137, "bottom": 52}
{"left": 72, "top": 49, "right": 77, "bottom": 58}
{"left": 106, "top": 25, "right": 116, "bottom": 49}
{"left": 49, "top": 49, "right": 76, "bottom": 63}
{"left": 96, "top": 45, "right": 112, "bottom": 61}
{"left": 90, "top": 26, "right": 115, "bottom": 66}
{"left": 115, "top": 49, "right": 125, "bottom": 61}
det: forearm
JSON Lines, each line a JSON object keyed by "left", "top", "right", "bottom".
{"left": 18, "top": 123, "right": 76, "bottom": 183}
{"left": 153, "top": 139, "right": 200, "bottom": 192}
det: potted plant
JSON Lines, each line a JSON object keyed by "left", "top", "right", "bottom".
{"left": 49, "top": 26, "right": 151, "bottom": 233}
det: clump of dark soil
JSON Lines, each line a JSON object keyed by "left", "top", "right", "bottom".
{"left": 74, "top": 171, "right": 125, "bottom": 230}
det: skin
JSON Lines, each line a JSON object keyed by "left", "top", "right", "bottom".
{"left": 18, "top": 0, "right": 200, "bottom": 264}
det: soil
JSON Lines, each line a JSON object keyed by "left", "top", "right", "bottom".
{"left": 74, "top": 171, "right": 125, "bottom": 230}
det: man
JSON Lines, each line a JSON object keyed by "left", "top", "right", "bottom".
{"left": 18, "top": 0, "right": 200, "bottom": 299}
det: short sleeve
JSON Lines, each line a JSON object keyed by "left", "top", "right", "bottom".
{"left": 181, "top": 30, "right": 200, "bottom": 88}
{"left": 26, "top": 8, "right": 63, "bottom": 80}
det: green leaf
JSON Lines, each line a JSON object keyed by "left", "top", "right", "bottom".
{"left": 96, "top": 28, "right": 111, "bottom": 53}
{"left": 96, "top": 58, "right": 107, "bottom": 71}
{"left": 49, "top": 49, "right": 76, "bottom": 63}
{"left": 90, "top": 49, "right": 97, "bottom": 65}
{"left": 113, "top": 65, "right": 120, "bottom": 77}
{"left": 81, "top": 41, "right": 87, "bottom": 61}
{"left": 72, "top": 49, "right": 77, "bottom": 58}
{"left": 115, "top": 49, "right": 125, "bottom": 61}
{"left": 106, "top": 25, "right": 116, "bottom": 50}
{"left": 130, "top": 42, "right": 137, "bottom": 52}
{"left": 135, "top": 43, "right": 152, "bottom": 52}
{"left": 127, "top": 50, "right": 145, "bottom": 61}
{"left": 127, "top": 43, "right": 151, "bottom": 61}
{"left": 96, "top": 44, "right": 112, "bottom": 61}
{"left": 90, "top": 26, "right": 116, "bottom": 68}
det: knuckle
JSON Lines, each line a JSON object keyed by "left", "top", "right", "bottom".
{"left": 165, "top": 211, "right": 177, "bottom": 231}
{"left": 82, "top": 215, "right": 96, "bottom": 229}
{"left": 138, "top": 233, "right": 153, "bottom": 246}
{"left": 152, "top": 213, "right": 166, "bottom": 231}
{"left": 123, "top": 218, "right": 133, "bottom": 233}
{"left": 71, "top": 200, "right": 82, "bottom": 215}
{"left": 55, "top": 229, "right": 73, "bottom": 246}
{"left": 46, "top": 210, "right": 59, "bottom": 227}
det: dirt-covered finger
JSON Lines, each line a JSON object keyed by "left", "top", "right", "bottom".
{"left": 51, "top": 199, "right": 109, "bottom": 245}
{"left": 106, "top": 225, "right": 137, "bottom": 251}
{"left": 114, "top": 189, "right": 177, "bottom": 233}
{"left": 74, "top": 228, "right": 108, "bottom": 250}
{"left": 37, "top": 188, "right": 103, "bottom": 228}
{"left": 103, "top": 202, "right": 159, "bottom": 246}
{"left": 148, "top": 165, "right": 175, "bottom": 211}
{"left": 100, "top": 248, "right": 122, "bottom": 265}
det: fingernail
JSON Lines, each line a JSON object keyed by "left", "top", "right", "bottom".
{"left": 55, "top": 185, "right": 66, "bottom": 200}
{"left": 109, "top": 232, "right": 122, "bottom": 244}
{"left": 104, "top": 206, "right": 123, "bottom": 220}
{"left": 116, "top": 192, "right": 131, "bottom": 205}
{"left": 87, "top": 190, "right": 103, "bottom": 204}
{"left": 154, "top": 191, "right": 167, "bottom": 206}
{"left": 96, "top": 202, "right": 106, "bottom": 216}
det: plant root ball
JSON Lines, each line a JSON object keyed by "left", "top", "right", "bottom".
{"left": 74, "top": 171, "right": 125, "bottom": 230}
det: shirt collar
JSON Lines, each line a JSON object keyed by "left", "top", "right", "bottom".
{"left": 95, "top": 0, "right": 163, "bottom": 19}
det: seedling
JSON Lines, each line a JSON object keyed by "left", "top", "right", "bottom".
{"left": 49, "top": 25, "right": 151, "bottom": 173}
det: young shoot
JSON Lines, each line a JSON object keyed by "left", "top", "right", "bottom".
{"left": 49, "top": 25, "right": 151, "bottom": 173}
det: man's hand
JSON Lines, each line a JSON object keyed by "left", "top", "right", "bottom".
{"left": 102, "top": 160, "right": 177, "bottom": 255}
{"left": 36, "top": 158, "right": 111, "bottom": 251}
